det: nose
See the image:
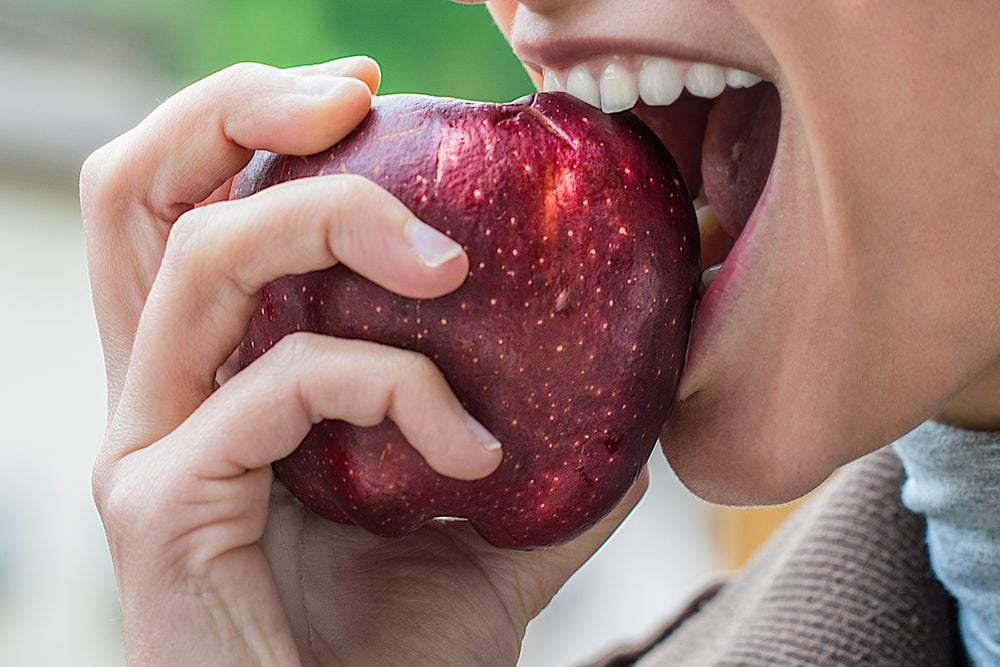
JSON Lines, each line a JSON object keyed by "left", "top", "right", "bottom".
{"left": 451, "top": 0, "right": 576, "bottom": 13}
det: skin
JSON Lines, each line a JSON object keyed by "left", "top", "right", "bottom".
{"left": 474, "top": 0, "right": 1000, "bottom": 504}
{"left": 83, "top": 1, "right": 1000, "bottom": 663}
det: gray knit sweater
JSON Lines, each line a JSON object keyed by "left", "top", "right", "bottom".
{"left": 591, "top": 442, "right": 964, "bottom": 666}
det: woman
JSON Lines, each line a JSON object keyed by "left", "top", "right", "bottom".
{"left": 81, "top": 1, "right": 1000, "bottom": 664}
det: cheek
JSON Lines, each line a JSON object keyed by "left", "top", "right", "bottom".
{"left": 775, "top": 4, "right": 1000, "bottom": 369}
{"left": 743, "top": 1, "right": 1000, "bottom": 238}
{"left": 765, "top": 3, "right": 1000, "bottom": 427}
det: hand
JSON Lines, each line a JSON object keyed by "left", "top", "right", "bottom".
{"left": 82, "top": 58, "right": 647, "bottom": 667}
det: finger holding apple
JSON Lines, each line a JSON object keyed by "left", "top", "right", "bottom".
{"left": 81, "top": 56, "right": 380, "bottom": 410}
{"left": 110, "top": 172, "right": 499, "bottom": 479}
{"left": 82, "top": 58, "right": 505, "bottom": 665}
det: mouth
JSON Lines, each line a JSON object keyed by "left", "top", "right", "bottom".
{"left": 538, "top": 55, "right": 781, "bottom": 298}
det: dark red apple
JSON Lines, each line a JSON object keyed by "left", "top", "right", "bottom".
{"left": 234, "top": 92, "right": 699, "bottom": 549}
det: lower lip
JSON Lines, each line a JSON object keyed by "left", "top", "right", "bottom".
{"left": 680, "top": 179, "right": 773, "bottom": 396}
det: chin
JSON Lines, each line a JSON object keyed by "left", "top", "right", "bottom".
{"left": 659, "top": 380, "right": 845, "bottom": 507}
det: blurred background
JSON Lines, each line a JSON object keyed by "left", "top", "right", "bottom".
{"left": 0, "top": 1, "right": 797, "bottom": 664}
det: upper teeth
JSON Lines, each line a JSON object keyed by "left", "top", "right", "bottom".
{"left": 543, "top": 56, "right": 765, "bottom": 114}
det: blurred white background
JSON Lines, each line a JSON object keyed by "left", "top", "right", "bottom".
{"left": 0, "top": 3, "right": 726, "bottom": 665}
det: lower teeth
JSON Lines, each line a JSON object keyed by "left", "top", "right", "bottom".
{"left": 695, "top": 199, "right": 727, "bottom": 297}
{"left": 698, "top": 263, "right": 723, "bottom": 296}
{"left": 692, "top": 188, "right": 709, "bottom": 211}
{"left": 695, "top": 198, "right": 735, "bottom": 296}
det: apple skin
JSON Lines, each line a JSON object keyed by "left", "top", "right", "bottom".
{"left": 233, "top": 92, "right": 699, "bottom": 549}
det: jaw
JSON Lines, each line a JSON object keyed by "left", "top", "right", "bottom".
{"left": 658, "top": 71, "right": 998, "bottom": 505}
{"left": 657, "top": 100, "right": 843, "bottom": 505}
{"left": 653, "top": 85, "right": 911, "bottom": 506}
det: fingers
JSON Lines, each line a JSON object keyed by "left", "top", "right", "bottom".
{"left": 84, "top": 57, "right": 380, "bottom": 224}
{"left": 80, "top": 57, "right": 381, "bottom": 407}
{"left": 145, "top": 58, "right": 377, "bottom": 217}
{"left": 154, "top": 333, "right": 502, "bottom": 482}
{"left": 118, "top": 174, "right": 469, "bottom": 438}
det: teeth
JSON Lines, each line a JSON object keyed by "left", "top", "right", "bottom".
{"left": 692, "top": 185, "right": 709, "bottom": 210}
{"left": 543, "top": 69, "right": 565, "bottom": 93}
{"left": 696, "top": 201, "right": 737, "bottom": 270}
{"left": 600, "top": 62, "right": 639, "bottom": 113}
{"left": 684, "top": 63, "right": 727, "bottom": 99}
{"left": 638, "top": 58, "right": 684, "bottom": 106}
{"left": 546, "top": 56, "right": 765, "bottom": 113}
{"left": 725, "top": 68, "right": 763, "bottom": 89}
{"left": 699, "top": 263, "right": 723, "bottom": 296}
{"left": 566, "top": 64, "right": 601, "bottom": 108}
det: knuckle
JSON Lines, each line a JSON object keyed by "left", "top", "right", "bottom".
{"left": 319, "top": 175, "right": 386, "bottom": 254}
{"left": 91, "top": 458, "right": 111, "bottom": 511}
{"left": 213, "top": 61, "right": 276, "bottom": 89}
{"left": 79, "top": 139, "right": 129, "bottom": 223}
{"left": 268, "top": 331, "right": 320, "bottom": 370}
{"left": 79, "top": 146, "right": 108, "bottom": 205}
{"left": 206, "top": 62, "right": 283, "bottom": 120}
{"left": 399, "top": 349, "right": 441, "bottom": 383}
{"left": 160, "top": 202, "right": 260, "bottom": 296}
{"left": 328, "top": 174, "right": 381, "bottom": 210}
{"left": 267, "top": 332, "right": 327, "bottom": 422}
{"left": 161, "top": 206, "right": 212, "bottom": 275}
{"left": 94, "top": 472, "right": 127, "bottom": 521}
{"left": 330, "top": 172, "right": 372, "bottom": 195}
{"left": 194, "top": 63, "right": 282, "bottom": 141}
{"left": 93, "top": 463, "right": 151, "bottom": 529}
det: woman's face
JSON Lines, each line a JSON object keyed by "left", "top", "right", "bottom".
{"left": 467, "top": 0, "right": 1000, "bottom": 504}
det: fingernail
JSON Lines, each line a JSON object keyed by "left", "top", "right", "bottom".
{"left": 405, "top": 218, "right": 464, "bottom": 268}
{"left": 465, "top": 414, "right": 502, "bottom": 453}
{"left": 295, "top": 76, "right": 362, "bottom": 98}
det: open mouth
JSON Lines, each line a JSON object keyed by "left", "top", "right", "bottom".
{"left": 541, "top": 56, "right": 781, "bottom": 296}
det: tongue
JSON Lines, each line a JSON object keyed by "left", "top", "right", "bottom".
{"left": 701, "top": 83, "right": 780, "bottom": 239}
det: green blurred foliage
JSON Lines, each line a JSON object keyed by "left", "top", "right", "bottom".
{"left": 81, "top": 0, "right": 532, "bottom": 101}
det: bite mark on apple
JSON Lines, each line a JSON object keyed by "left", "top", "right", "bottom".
{"left": 524, "top": 100, "right": 577, "bottom": 149}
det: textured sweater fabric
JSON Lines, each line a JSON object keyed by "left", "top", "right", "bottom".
{"left": 894, "top": 421, "right": 1000, "bottom": 667}
{"left": 590, "top": 447, "right": 962, "bottom": 666}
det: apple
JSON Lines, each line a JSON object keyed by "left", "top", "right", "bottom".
{"left": 234, "top": 92, "right": 699, "bottom": 549}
